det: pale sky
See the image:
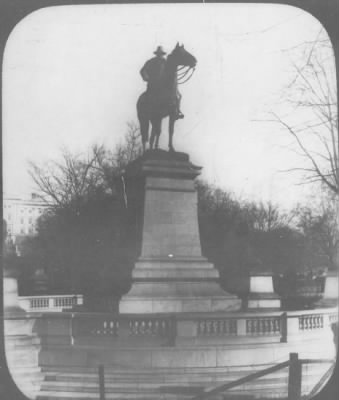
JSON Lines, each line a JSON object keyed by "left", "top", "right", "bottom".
{"left": 2, "top": 3, "right": 335, "bottom": 209}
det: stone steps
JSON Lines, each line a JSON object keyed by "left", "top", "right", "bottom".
{"left": 41, "top": 364, "right": 325, "bottom": 383}
{"left": 37, "top": 391, "right": 196, "bottom": 400}
{"left": 40, "top": 375, "right": 316, "bottom": 391}
{"left": 37, "top": 361, "right": 332, "bottom": 400}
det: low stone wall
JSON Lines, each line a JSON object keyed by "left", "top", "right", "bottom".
{"left": 21, "top": 308, "right": 337, "bottom": 347}
{"left": 4, "top": 307, "right": 337, "bottom": 399}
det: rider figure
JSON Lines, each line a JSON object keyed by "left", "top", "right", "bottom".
{"left": 140, "top": 46, "right": 184, "bottom": 119}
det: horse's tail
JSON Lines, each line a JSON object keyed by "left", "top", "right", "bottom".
{"left": 137, "top": 93, "right": 149, "bottom": 150}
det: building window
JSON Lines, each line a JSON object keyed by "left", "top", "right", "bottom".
{"left": 20, "top": 228, "right": 24, "bottom": 234}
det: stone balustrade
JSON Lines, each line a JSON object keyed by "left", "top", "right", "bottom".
{"left": 18, "top": 294, "right": 83, "bottom": 312}
{"left": 197, "top": 318, "right": 237, "bottom": 336}
{"left": 13, "top": 307, "right": 335, "bottom": 347}
{"left": 246, "top": 316, "right": 281, "bottom": 335}
{"left": 299, "top": 314, "right": 324, "bottom": 330}
{"left": 128, "top": 317, "right": 173, "bottom": 336}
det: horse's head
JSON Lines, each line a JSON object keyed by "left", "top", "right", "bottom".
{"left": 171, "top": 43, "right": 197, "bottom": 68}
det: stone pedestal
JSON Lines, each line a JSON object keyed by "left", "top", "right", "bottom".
{"left": 243, "top": 272, "right": 281, "bottom": 310}
{"left": 317, "top": 270, "right": 338, "bottom": 307}
{"left": 3, "top": 267, "right": 25, "bottom": 315}
{"left": 119, "top": 150, "right": 240, "bottom": 313}
{"left": 323, "top": 271, "right": 338, "bottom": 300}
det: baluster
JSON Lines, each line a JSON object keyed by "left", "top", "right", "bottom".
{"left": 256, "top": 319, "right": 261, "bottom": 334}
{"left": 261, "top": 319, "right": 265, "bottom": 334}
{"left": 219, "top": 320, "right": 224, "bottom": 335}
{"left": 129, "top": 320, "right": 134, "bottom": 335}
{"left": 222, "top": 320, "right": 227, "bottom": 335}
{"left": 264, "top": 319, "right": 268, "bottom": 334}
{"left": 140, "top": 320, "right": 145, "bottom": 335}
{"left": 230, "top": 320, "right": 235, "bottom": 335}
{"left": 306, "top": 316, "right": 310, "bottom": 330}
{"left": 258, "top": 319, "right": 262, "bottom": 334}
{"left": 153, "top": 320, "right": 158, "bottom": 335}
{"left": 197, "top": 320, "right": 201, "bottom": 335}
{"left": 232, "top": 319, "right": 237, "bottom": 335}
{"left": 201, "top": 320, "right": 206, "bottom": 335}
{"left": 246, "top": 319, "right": 251, "bottom": 334}
{"left": 252, "top": 319, "right": 257, "bottom": 334}
{"left": 213, "top": 320, "right": 218, "bottom": 335}
{"left": 164, "top": 319, "right": 169, "bottom": 336}
{"left": 275, "top": 318, "right": 280, "bottom": 333}
{"left": 299, "top": 317, "right": 304, "bottom": 330}
{"left": 262, "top": 319, "right": 267, "bottom": 334}
{"left": 269, "top": 319, "right": 274, "bottom": 333}
{"left": 208, "top": 320, "right": 213, "bottom": 335}
{"left": 198, "top": 320, "right": 204, "bottom": 335}
{"left": 204, "top": 320, "right": 209, "bottom": 335}
{"left": 134, "top": 320, "right": 139, "bottom": 335}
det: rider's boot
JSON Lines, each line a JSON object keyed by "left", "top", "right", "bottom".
{"left": 176, "top": 110, "right": 184, "bottom": 120}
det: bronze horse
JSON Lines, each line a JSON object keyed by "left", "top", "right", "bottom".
{"left": 137, "top": 44, "right": 197, "bottom": 152}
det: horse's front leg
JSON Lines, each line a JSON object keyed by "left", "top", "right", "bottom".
{"left": 151, "top": 119, "right": 161, "bottom": 149}
{"left": 149, "top": 121, "right": 156, "bottom": 149}
{"left": 168, "top": 116, "right": 175, "bottom": 152}
{"left": 139, "top": 118, "right": 149, "bottom": 153}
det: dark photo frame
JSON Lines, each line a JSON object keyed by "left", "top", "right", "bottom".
{"left": 1, "top": 1, "right": 338, "bottom": 400}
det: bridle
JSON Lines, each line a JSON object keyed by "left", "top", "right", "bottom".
{"left": 176, "top": 65, "right": 195, "bottom": 85}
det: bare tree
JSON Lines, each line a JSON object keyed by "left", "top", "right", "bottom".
{"left": 271, "top": 29, "right": 338, "bottom": 195}
{"left": 29, "top": 147, "right": 105, "bottom": 207}
{"left": 246, "top": 201, "right": 291, "bottom": 232}
{"left": 28, "top": 122, "right": 142, "bottom": 207}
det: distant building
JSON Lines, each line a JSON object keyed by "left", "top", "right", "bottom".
{"left": 3, "top": 194, "right": 49, "bottom": 254}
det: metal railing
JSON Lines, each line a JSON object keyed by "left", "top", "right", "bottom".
{"left": 190, "top": 353, "right": 334, "bottom": 400}
{"left": 94, "top": 353, "right": 334, "bottom": 400}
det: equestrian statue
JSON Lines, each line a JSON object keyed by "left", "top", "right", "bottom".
{"left": 137, "top": 43, "right": 197, "bottom": 152}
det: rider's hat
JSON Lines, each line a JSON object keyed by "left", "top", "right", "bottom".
{"left": 154, "top": 46, "right": 166, "bottom": 56}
